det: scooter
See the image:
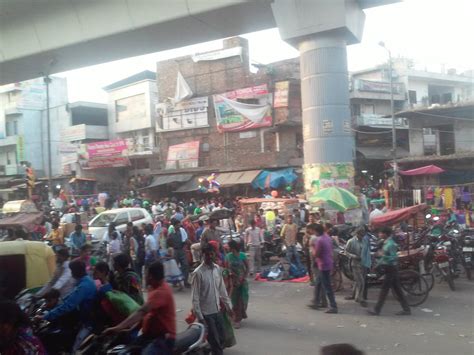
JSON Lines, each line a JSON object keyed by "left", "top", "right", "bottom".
{"left": 79, "top": 323, "right": 209, "bottom": 355}
{"left": 461, "top": 233, "right": 474, "bottom": 280}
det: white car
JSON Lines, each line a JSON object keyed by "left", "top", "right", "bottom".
{"left": 88, "top": 208, "right": 152, "bottom": 243}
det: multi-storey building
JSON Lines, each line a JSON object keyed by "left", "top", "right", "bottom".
{"left": 147, "top": 37, "right": 303, "bottom": 195}
{"left": 0, "top": 77, "right": 69, "bottom": 178}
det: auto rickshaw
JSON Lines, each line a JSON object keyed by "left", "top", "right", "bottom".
{"left": 0, "top": 240, "right": 56, "bottom": 299}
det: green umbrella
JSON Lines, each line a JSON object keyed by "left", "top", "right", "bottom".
{"left": 309, "top": 186, "right": 359, "bottom": 212}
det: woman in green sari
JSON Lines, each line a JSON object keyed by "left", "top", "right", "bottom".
{"left": 225, "top": 240, "right": 249, "bottom": 328}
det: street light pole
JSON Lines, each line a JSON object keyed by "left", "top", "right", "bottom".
{"left": 44, "top": 75, "right": 53, "bottom": 199}
{"left": 379, "top": 42, "right": 398, "bottom": 192}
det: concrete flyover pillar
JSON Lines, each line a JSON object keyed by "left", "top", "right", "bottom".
{"left": 272, "top": 0, "right": 371, "bottom": 197}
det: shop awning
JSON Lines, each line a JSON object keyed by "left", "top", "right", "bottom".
{"left": 252, "top": 168, "right": 297, "bottom": 190}
{"left": 141, "top": 174, "right": 193, "bottom": 189}
{"left": 357, "top": 147, "right": 410, "bottom": 160}
{"left": 69, "top": 177, "right": 96, "bottom": 183}
{"left": 218, "top": 170, "right": 262, "bottom": 187}
{"left": 175, "top": 176, "right": 201, "bottom": 193}
{"left": 399, "top": 165, "right": 445, "bottom": 176}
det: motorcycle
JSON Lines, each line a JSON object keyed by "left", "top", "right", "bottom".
{"left": 432, "top": 239, "right": 456, "bottom": 291}
{"left": 461, "top": 232, "right": 474, "bottom": 280}
{"left": 79, "top": 323, "right": 209, "bottom": 355}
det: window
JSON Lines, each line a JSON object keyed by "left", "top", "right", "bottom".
{"left": 361, "top": 104, "right": 375, "bottom": 115}
{"left": 115, "top": 212, "right": 130, "bottom": 226}
{"left": 408, "top": 90, "right": 417, "bottom": 104}
{"left": 130, "top": 210, "right": 145, "bottom": 222}
{"left": 5, "top": 120, "right": 18, "bottom": 137}
{"left": 115, "top": 94, "right": 146, "bottom": 122}
{"left": 142, "top": 136, "right": 150, "bottom": 148}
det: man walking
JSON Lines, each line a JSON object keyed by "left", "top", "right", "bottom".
{"left": 192, "top": 245, "right": 233, "bottom": 355}
{"left": 245, "top": 220, "right": 263, "bottom": 276}
{"left": 368, "top": 227, "right": 410, "bottom": 316}
{"left": 344, "top": 227, "right": 368, "bottom": 307}
{"left": 309, "top": 224, "right": 338, "bottom": 314}
{"left": 168, "top": 219, "right": 190, "bottom": 287}
{"left": 281, "top": 215, "right": 302, "bottom": 268}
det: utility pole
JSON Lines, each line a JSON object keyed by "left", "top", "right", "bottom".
{"left": 44, "top": 76, "right": 53, "bottom": 199}
{"left": 379, "top": 42, "right": 398, "bottom": 192}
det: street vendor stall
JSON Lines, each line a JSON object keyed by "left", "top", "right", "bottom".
{"left": 370, "top": 203, "right": 428, "bottom": 228}
{"left": 0, "top": 212, "right": 43, "bottom": 233}
{"left": 239, "top": 198, "right": 299, "bottom": 226}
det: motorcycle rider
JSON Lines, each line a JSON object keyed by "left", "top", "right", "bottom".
{"left": 39, "top": 260, "right": 97, "bottom": 352}
{"left": 36, "top": 248, "right": 75, "bottom": 299}
{"left": 110, "top": 253, "right": 144, "bottom": 305}
{"left": 104, "top": 261, "right": 177, "bottom": 354}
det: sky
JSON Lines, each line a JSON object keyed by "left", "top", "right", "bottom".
{"left": 57, "top": 0, "right": 474, "bottom": 103}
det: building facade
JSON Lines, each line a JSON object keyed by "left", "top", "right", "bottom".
{"left": 149, "top": 37, "right": 303, "bottom": 194}
{"left": 0, "top": 77, "right": 69, "bottom": 178}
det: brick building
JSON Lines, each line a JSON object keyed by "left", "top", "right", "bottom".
{"left": 149, "top": 37, "right": 303, "bottom": 194}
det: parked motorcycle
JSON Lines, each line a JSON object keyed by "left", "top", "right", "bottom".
{"left": 432, "top": 239, "right": 456, "bottom": 291}
{"left": 461, "top": 233, "right": 474, "bottom": 280}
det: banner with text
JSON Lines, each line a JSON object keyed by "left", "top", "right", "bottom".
{"left": 166, "top": 141, "right": 200, "bottom": 170}
{"left": 213, "top": 84, "right": 272, "bottom": 133}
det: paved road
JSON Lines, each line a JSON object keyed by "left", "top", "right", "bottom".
{"left": 173, "top": 275, "right": 473, "bottom": 355}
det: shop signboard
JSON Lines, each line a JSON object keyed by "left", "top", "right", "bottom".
{"left": 158, "top": 96, "right": 209, "bottom": 131}
{"left": 83, "top": 156, "right": 130, "bottom": 169}
{"left": 87, "top": 139, "right": 128, "bottom": 159}
{"left": 213, "top": 84, "right": 272, "bottom": 133}
{"left": 16, "top": 135, "right": 25, "bottom": 162}
{"left": 273, "top": 81, "right": 289, "bottom": 108}
{"left": 192, "top": 46, "right": 242, "bottom": 62}
{"left": 62, "top": 124, "right": 87, "bottom": 142}
{"left": 166, "top": 141, "right": 200, "bottom": 170}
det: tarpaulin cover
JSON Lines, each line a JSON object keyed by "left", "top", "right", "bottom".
{"left": 141, "top": 174, "right": 192, "bottom": 190}
{"left": 252, "top": 168, "right": 297, "bottom": 190}
{"left": 218, "top": 96, "right": 270, "bottom": 123}
{"left": 0, "top": 212, "right": 43, "bottom": 232}
{"left": 254, "top": 274, "right": 310, "bottom": 283}
{"left": 371, "top": 203, "right": 428, "bottom": 227}
{"left": 399, "top": 165, "right": 445, "bottom": 176}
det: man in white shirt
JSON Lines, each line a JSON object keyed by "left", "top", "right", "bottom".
{"left": 369, "top": 204, "right": 384, "bottom": 223}
{"left": 36, "top": 248, "right": 75, "bottom": 299}
{"left": 144, "top": 224, "right": 158, "bottom": 265}
{"left": 245, "top": 220, "right": 263, "bottom": 275}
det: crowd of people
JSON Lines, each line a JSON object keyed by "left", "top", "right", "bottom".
{"left": 0, "top": 190, "right": 417, "bottom": 355}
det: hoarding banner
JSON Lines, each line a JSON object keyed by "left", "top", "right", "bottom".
{"left": 61, "top": 153, "right": 78, "bottom": 166}
{"left": 158, "top": 96, "right": 209, "bottom": 131}
{"left": 58, "top": 142, "right": 80, "bottom": 154}
{"left": 213, "top": 84, "right": 272, "bottom": 133}
{"left": 273, "top": 81, "right": 289, "bottom": 108}
{"left": 166, "top": 141, "right": 200, "bottom": 170}
{"left": 16, "top": 136, "right": 25, "bottom": 162}
{"left": 62, "top": 124, "right": 86, "bottom": 142}
{"left": 87, "top": 139, "right": 128, "bottom": 159}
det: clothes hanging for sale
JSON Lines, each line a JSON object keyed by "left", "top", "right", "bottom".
{"left": 444, "top": 188, "right": 454, "bottom": 209}
{"left": 434, "top": 187, "right": 442, "bottom": 207}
